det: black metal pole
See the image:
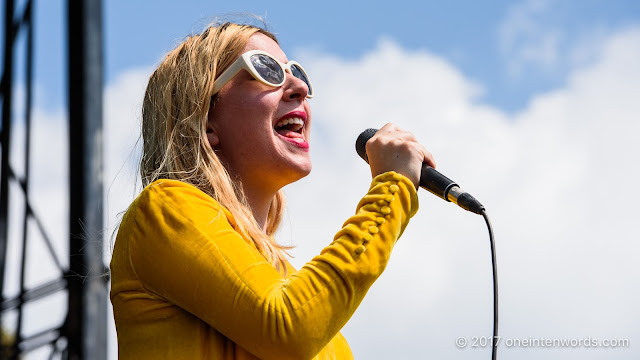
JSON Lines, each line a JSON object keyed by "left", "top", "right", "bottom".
{"left": 0, "top": 0, "right": 15, "bottom": 310}
{"left": 0, "top": 0, "right": 16, "bottom": 358}
{"left": 65, "top": 0, "right": 107, "bottom": 359}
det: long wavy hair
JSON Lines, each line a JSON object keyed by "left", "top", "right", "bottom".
{"left": 140, "top": 22, "right": 290, "bottom": 274}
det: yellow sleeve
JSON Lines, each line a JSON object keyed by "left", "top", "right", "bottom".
{"left": 124, "top": 171, "right": 418, "bottom": 360}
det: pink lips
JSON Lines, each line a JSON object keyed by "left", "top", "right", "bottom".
{"left": 278, "top": 110, "right": 307, "bottom": 122}
{"left": 275, "top": 110, "right": 309, "bottom": 150}
{"left": 278, "top": 135, "right": 309, "bottom": 149}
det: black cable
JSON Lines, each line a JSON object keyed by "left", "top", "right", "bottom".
{"left": 481, "top": 209, "right": 498, "bottom": 360}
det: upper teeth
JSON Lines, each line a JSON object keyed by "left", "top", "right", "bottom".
{"left": 275, "top": 117, "right": 304, "bottom": 129}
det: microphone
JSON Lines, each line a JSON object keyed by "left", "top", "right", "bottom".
{"left": 356, "top": 128, "right": 485, "bottom": 215}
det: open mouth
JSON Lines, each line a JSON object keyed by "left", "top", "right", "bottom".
{"left": 274, "top": 117, "right": 308, "bottom": 149}
{"left": 274, "top": 117, "right": 305, "bottom": 137}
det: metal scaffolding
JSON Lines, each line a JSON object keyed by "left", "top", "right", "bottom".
{"left": 0, "top": 0, "right": 107, "bottom": 358}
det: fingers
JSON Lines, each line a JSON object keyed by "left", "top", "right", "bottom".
{"left": 376, "top": 123, "right": 418, "bottom": 143}
{"left": 372, "top": 124, "right": 433, "bottom": 167}
{"left": 418, "top": 143, "right": 436, "bottom": 169}
{"left": 366, "top": 124, "right": 417, "bottom": 157}
{"left": 365, "top": 123, "right": 436, "bottom": 188}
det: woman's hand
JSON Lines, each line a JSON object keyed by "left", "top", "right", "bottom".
{"left": 365, "top": 123, "right": 435, "bottom": 189}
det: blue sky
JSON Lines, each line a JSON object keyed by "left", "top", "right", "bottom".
{"left": 8, "top": 0, "right": 640, "bottom": 112}
{"left": 2, "top": 1, "right": 640, "bottom": 359}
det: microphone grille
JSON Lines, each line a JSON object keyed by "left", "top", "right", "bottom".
{"left": 355, "top": 128, "right": 379, "bottom": 164}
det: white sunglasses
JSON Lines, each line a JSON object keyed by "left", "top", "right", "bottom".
{"left": 211, "top": 50, "right": 314, "bottom": 98}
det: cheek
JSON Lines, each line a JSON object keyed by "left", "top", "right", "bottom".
{"left": 214, "top": 100, "right": 276, "bottom": 151}
{"left": 210, "top": 83, "right": 282, "bottom": 148}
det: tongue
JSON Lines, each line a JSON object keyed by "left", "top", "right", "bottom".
{"left": 276, "top": 128, "right": 303, "bottom": 138}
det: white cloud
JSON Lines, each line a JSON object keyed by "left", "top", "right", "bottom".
{"left": 103, "top": 67, "right": 151, "bottom": 360}
{"left": 496, "top": 0, "right": 620, "bottom": 83}
{"left": 497, "top": 0, "right": 632, "bottom": 87}
{"left": 103, "top": 67, "right": 151, "bottom": 243}
{"left": 498, "top": 0, "right": 560, "bottom": 76}
{"left": 280, "top": 26, "right": 640, "bottom": 359}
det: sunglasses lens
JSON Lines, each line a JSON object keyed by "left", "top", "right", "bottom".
{"left": 291, "top": 64, "right": 313, "bottom": 96}
{"left": 250, "top": 54, "right": 284, "bottom": 85}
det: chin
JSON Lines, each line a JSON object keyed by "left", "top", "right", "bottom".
{"left": 293, "top": 162, "right": 313, "bottom": 180}
{"left": 280, "top": 160, "right": 312, "bottom": 186}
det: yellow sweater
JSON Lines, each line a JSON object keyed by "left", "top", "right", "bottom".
{"left": 110, "top": 172, "right": 418, "bottom": 359}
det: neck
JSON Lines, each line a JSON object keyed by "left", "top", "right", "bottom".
{"left": 241, "top": 184, "right": 276, "bottom": 231}
{"left": 218, "top": 155, "right": 282, "bottom": 231}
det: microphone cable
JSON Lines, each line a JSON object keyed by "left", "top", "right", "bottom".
{"left": 481, "top": 209, "right": 498, "bottom": 360}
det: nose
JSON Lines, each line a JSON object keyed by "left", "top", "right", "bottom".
{"left": 282, "top": 71, "right": 309, "bottom": 101}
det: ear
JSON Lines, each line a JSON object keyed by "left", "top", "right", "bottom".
{"left": 206, "top": 113, "right": 220, "bottom": 148}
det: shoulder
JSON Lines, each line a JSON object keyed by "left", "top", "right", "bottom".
{"left": 114, "top": 179, "right": 251, "bottom": 272}
{"left": 134, "top": 179, "right": 234, "bottom": 222}
{"left": 119, "top": 179, "right": 237, "bottom": 241}
{"left": 139, "top": 179, "right": 220, "bottom": 212}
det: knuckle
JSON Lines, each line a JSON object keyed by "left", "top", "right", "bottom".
{"left": 365, "top": 140, "right": 375, "bottom": 153}
{"left": 370, "top": 136, "right": 384, "bottom": 147}
{"left": 381, "top": 123, "right": 394, "bottom": 131}
{"left": 390, "top": 138, "right": 406, "bottom": 149}
{"left": 400, "top": 140, "right": 413, "bottom": 150}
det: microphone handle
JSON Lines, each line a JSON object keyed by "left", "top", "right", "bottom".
{"left": 420, "top": 165, "right": 457, "bottom": 201}
{"left": 421, "top": 165, "right": 484, "bottom": 215}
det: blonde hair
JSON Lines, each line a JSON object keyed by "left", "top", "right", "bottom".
{"left": 140, "top": 22, "right": 290, "bottom": 274}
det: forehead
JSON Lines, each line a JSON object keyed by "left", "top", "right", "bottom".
{"left": 243, "top": 33, "right": 288, "bottom": 63}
